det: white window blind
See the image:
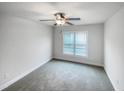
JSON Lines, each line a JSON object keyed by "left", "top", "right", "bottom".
{"left": 63, "top": 31, "right": 88, "bottom": 57}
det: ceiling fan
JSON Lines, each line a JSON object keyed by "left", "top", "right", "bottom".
{"left": 40, "top": 12, "right": 81, "bottom": 26}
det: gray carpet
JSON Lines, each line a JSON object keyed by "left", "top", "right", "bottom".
{"left": 3, "top": 60, "right": 114, "bottom": 91}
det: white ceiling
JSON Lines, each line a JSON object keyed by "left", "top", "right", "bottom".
{"left": 0, "top": 2, "right": 124, "bottom": 26}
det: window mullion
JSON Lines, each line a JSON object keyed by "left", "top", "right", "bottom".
{"left": 74, "top": 32, "right": 76, "bottom": 55}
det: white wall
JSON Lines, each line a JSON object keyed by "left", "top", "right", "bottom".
{"left": 104, "top": 7, "right": 124, "bottom": 90}
{"left": 0, "top": 15, "right": 53, "bottom": 90}
{"left": 53, "top": 24, "right": 104, "bottom": 67}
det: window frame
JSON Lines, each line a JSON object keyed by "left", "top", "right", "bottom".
{"left": 62, "top": 31, "right": 88, "bottom": 58}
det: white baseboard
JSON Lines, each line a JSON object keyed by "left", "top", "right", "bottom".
{"left": 0, "top": 58, "right": 52, "bottom": 91}
{"left": 104, "top": 67, "right": 115, "bottom": 91}
{"left": 53, "top": 57, "right": 104, "bottom": 67}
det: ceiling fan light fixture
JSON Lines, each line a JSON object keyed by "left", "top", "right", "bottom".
{"left": 56, "top": 19, "right": 65, "bottom": 25}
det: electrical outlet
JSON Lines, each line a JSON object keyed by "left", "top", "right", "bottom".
{"left": 0, "top": 74, "right": 4, "bottom": 81}
{"left": 0, "top": 73, "right": 7, "bottom": 81}
{"left": 0, "top": 73, "right": 7, "bottom": 84}
{"left": 3, "top": 74, "right": 6, "bottom": 79}
{"left": 0, "top": 76, "right": 2, "bottom": 80}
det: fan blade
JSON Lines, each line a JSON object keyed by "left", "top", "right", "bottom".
{"left": 67, "top": 18, "right": 80, "bottom": 20}
{"left": 54, "top": 23, "right": 57, "bottom": 26}
{"left": 66, "top": 22, "right": 74, "bottom": 25}
{"left": 40, "top": 19, "right": 54, "bottom": 21}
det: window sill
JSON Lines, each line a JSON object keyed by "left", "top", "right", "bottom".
{"left": 62, "top": 53, "right": 88, "bottom": 59}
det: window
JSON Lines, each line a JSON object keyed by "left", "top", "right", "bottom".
{"left": 63, "top": 31, "right": 88, "bottom": 57}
